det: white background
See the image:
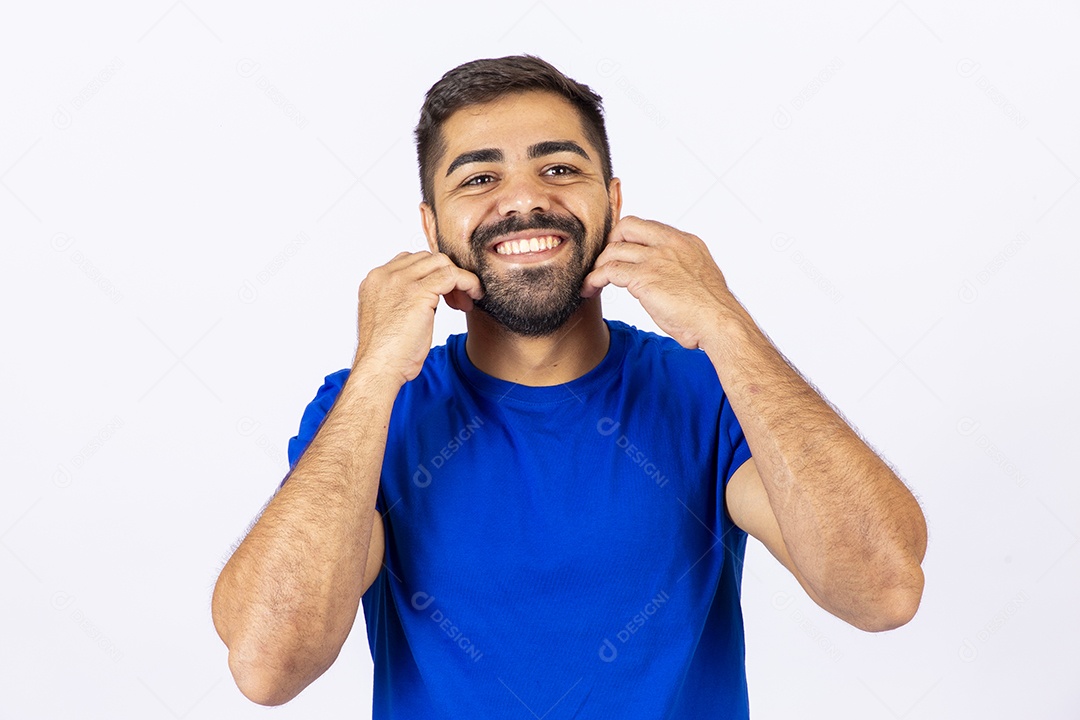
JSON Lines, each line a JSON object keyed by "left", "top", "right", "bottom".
{"left": 2, "top": 1, "right": 1078, "bottom": 718}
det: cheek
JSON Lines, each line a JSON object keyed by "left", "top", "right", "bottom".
{"left": 581, "top": 203, "right": 609, "bottom": 236}
{"left": 445, "top": 203, "right": 487, "bottom": 243}
{"left": 577, "top": 190, "right": 610, "bottom": 223}
{"left": 458, "top": 216, "right": 476, "bottom": 243}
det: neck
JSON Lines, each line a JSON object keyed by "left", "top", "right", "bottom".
{"left": 463, "top": 297, "right": 609, "bottom": 386}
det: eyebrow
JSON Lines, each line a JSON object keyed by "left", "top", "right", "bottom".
{"left": 528, "top": 140, "right": 590, "bottom": 162}
{"left": 445, "top": 148, "right": 503, "bottom": 177}
{"left": 444, "top": 140, "right": 591, "bottom": 177}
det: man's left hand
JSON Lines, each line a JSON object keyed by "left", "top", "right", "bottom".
{"left": 581, "top": 216, "right": 735, "bottom": 349}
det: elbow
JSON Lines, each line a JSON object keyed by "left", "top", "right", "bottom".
{"left": 226, "top": 641, "right": 309, "bottom": 707}
{"left": 214, "top": 611, "right": 308, "bottom": 706}
{"left": 855, "top": 563, "right": 925, "bottom": 633}
{"left": 220, "top": 618, "right": 341, "bottom": 707}
{"left": 212, "top": 580, "right": 317, "bottom": 705}
{"left": 229, "top": 662, "right": 295, "bottom": 707}
{"left": 854, "top": 515, "right": 928, "bottom": 632}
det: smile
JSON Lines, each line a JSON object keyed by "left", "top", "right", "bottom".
{"left": 493, "top": 235, "right": 563, "bottom": 256}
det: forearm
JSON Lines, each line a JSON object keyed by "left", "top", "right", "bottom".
{"left": 211, "top": 362, "right": 399, "bottom": 704}
{"left": 702, "top": 298, "right": 927, "bottom": 626}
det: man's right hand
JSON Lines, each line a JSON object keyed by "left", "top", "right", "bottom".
{"left": 354, "top": 251, "right": 483, "bottom": 386}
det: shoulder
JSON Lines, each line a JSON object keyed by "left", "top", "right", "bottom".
{"left": 312, "top": 338, "right": 460, "bottom": 402}
{"left": 397, "top": 337, "right": 459, "bottom": 400}
{"left": 608, "top": 319, "right": 719, "bottom": 386}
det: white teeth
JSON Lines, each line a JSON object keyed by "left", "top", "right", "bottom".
{"left": 494, "top": 236, "right": 562, "bottom": 255}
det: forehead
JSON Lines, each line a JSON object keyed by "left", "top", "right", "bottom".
{"left": 437, "top": 91, "right": 593, "bottom": 165}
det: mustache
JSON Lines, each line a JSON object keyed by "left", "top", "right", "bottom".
{"left": 470, "top": 212, "right": 587, "bottom": 254}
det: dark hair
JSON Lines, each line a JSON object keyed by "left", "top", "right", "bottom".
{"left": 415, "top": 54, "right": 613, "bottom": 209}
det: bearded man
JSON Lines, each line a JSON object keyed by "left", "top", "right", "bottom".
{"left": 212, "top": 55, "right": 927, "bottom": 719}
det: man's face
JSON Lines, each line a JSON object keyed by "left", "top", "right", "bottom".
{"left": 422, "top": 90, "right": 621, "bottom": 336}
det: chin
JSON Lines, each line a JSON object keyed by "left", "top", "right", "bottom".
{"left": 474, "top": 295, "right": 585, "bottom": 337}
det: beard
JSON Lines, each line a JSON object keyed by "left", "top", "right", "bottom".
{"left": 437, "top": 209, "right": 612, "bottom": 337}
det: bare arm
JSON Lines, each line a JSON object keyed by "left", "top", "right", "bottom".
{"left": 711, "top": 312, "right": 926, "bottom": 631}
{"left": 582, "top": 216, "right": 927, "bottom": 631}
{"left": 211, "top": 367, "right": 397, "bottom": 705}
{"left": 211, "top": 251, "right": 483, "bottom": 705}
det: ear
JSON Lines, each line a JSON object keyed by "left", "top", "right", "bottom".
{"left": 607, "top": 177, "right": 623, "bottom": 224}
{"left": 419, "top": 202, "right": 439, "bottom": 253}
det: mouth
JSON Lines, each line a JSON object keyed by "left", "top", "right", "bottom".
{"left": 490, "top": 232, "right": 567, "bottom": 259}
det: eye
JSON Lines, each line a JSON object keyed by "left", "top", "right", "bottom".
{"left": 462, "top": 173, "right": 496, "bottom": 187}
{"left": 544, "top": 164, "right": 579, "bottom": 177}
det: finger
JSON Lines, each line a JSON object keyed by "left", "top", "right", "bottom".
{"left": 579, "top": 271, "right": 607, "bottom": 298}
{"left": 592, "top": 241, "right": 649, "bottom": 270}
{"left": 385, "top": 250, "right": 435, "bottom": 270}
{"left": 416, "top": 255, "right": 484, "bottom": 302}
{"left": 578, "top": 278, "right": 604, "bottom": 297}
{"left": 608, "top": 215, "right": 672, "bottom": 247}
{"left": 450, "top": 265, "right": 484, "bottom": 301}
{"left": 360, "top": 251, "right": 430, "bottom": 299}
{"left": 443, "top": 288, "right": 475, "bottom": 312}
{"left": 431, "top": 253, "right": 484, "bottom": 300}
{"left": 405, "top": 252, "right": 462, "bottom": 285}
{"left": 581, "top": 260, "right": 637, "bottom": 298}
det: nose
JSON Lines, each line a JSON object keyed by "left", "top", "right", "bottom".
{"left": 495, "top": 171, "right": 551, "bottom": 216}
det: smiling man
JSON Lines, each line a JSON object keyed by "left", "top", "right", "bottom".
{"left": 212, "top": 55, "right": 928, "bottom": 718}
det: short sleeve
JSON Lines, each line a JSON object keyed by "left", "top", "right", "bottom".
{"left": 283, "top": 369, "right": 351, "bottom": 481}
{"left": 719, "top": 391, "right": 752, "bottom": 485}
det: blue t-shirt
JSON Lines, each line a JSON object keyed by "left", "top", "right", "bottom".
{"left": 286, "top": 320, "right": 753, "bottom": 719}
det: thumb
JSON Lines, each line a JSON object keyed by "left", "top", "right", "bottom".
{"left": 444, "top": 288, "right": 475, "bottom": 312}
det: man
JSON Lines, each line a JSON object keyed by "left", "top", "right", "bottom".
{"left": 212, "top": 55, "right": 927, "bottom": 718}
